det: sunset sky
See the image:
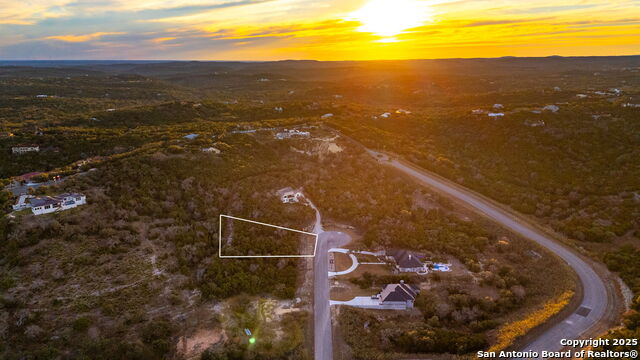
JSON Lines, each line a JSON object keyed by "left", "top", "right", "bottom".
{"left": 0, "top": 0, "right": 638, "bottom": 60}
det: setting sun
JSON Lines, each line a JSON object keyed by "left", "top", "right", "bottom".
{"left": 349, "top": 0, "right": 433, "bottom": 38}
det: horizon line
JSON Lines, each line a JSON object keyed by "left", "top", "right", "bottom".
{"left": 1, "top": 54, "right": 639, "bottom": 64}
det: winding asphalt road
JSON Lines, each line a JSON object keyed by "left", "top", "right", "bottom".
{"left": 365, "top": 149, "right": 615, "bottom": 357}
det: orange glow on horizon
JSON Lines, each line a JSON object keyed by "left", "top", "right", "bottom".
{"left": 2, "top": 0, "right": 638, "bottom": 60}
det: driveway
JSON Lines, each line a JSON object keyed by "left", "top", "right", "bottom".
{"left": 328, "top": 248, "right": 358, "bottom": 277}
{"left": 314, "top": 231, "right": 351, "bottom": 360}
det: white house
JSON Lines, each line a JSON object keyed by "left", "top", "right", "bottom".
{"left": 201, "top": 147, "right": 221, "bottom": 154}
{"left": 274, "top": 107, "right": 284, "bottom": 113}
{"left": 183, "top": 133, "right": 199, "bottom": 140}
{"left": 275, "top": 129, "right": 310, "bottom": 140}
{"left": 471, "top": 109, "right": 486, "bottom": 115}
{"left": 12, "top": 145, "right": 40, "bottom": 154}
{"left": 380, "top": 112, "right": 391, "bottom": 118}
{"left": 321, "top": 113, "right": 334, "bottom": 119}
{"left": 35, "top": 94, "right": 48, "bottom": 98}
{"left": 276, "top": 187, "right": 303, "bottom": 204}
{"left": 12, "top": 195, "right": 34, "bottom": 211}
{"left": 543, "top": 104, "right": 560, "bottom": 113}
{"left": 493, "top": 104, "right": 504, "bottom": 109}
{"left": 488, "top": 112, "right": 504, "bottom": 118}
{"left": 31, "top": 193, "right": 86, "bottom": 215}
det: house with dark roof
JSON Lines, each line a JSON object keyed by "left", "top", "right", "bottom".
{"left": 330, "top": 280, "right": 421, "bottom": 310}
{"left": 31, "top": 193, "right": 86, "bottom": 215}
{"left": 385, "top": 249, "right": 426, "bottom": 273}
{"left": 377, "top": 281, "right": 420, "bottom": 309}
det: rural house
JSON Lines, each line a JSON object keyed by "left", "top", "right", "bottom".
{"left": 385, "top": 249, "right": 426, "bottom": 273}
{"left": 31, "top": 193, "right": 86, "bottom": 215}
{"left": 377, "top": 281, "right": 420, "bottom": 309}
{"left": 275, "top": 129, "right": 310, "bottom": 139}
{"left": 201, "top": 147, "right": 221, "bottom": 154}
{"left": 276, "top": 187, "right": 303, "bottom": 204}
{"left": 13, "top": 195, "right": 34, "bottom": 211}
{"left": 12, "top": 145, "right": 40, "bottom": 154}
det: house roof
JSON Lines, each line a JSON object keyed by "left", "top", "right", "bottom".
{"left": 58, "top": 193, "right": 83, "bottom": 198}
{"left": 31, "top": 193, "right": 84, "bottom": 207}
{"left": 379, "top": 282, "right": 419, "bottom": 303}
{"left": 387, "top": 249, "right": 424, "bottom": 268}
{"left": 31, "top": 196, "right": 60, "bottom": 207}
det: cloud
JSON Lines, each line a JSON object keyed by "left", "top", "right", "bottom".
{"left": 136, "top": 0, "right": 274, "bottom": 19}
{"left": 505, "top": 4, "right": 600, "bottom": 15}
{"left": 461, "top": 17, "right": 554, "bottom": 27}
{"left": 201, "top": 19, "right": 359, "bottom": 40}
{"left": 46, "top": 31, "right": 126, "bottom": 42}
{"left": 0, "top": 0, "right": 638, "bottom": 60}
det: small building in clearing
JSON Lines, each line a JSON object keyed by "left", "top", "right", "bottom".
{"left": 275, "top": 129, "right": 310, "bottom": 140}
{"left": 276, "top": 187, "right": 303, "bottom": 204}
{"left": 12, "top": 145, "right": 40, "bottom": 154}
{"left": 524, "top": 119, "right": 545, "bottom": 127}
{"left": 31, "top": 193, "right": 86, "bottom": 215}
{"left": 201, "top": 147, "right": 221, "bottom": 154}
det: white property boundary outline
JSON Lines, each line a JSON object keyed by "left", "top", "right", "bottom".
{"left": 219, "top": 214, "right": 318, "bottom": 258}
